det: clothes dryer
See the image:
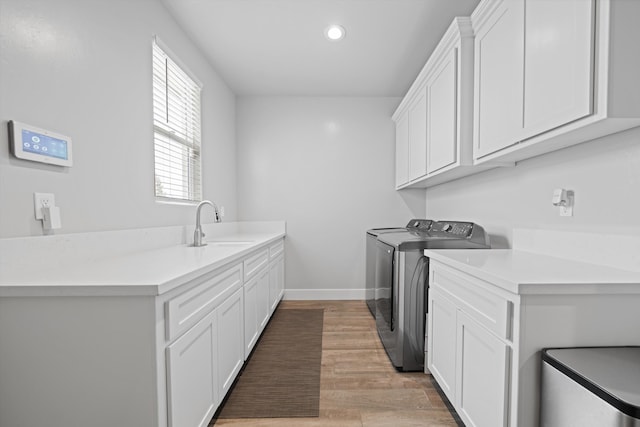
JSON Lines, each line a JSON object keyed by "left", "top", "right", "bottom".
{"left": 375, "top": 221, "right": 490, "bottom": 371}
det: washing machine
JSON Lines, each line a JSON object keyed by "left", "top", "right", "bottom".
{"left": 365, "top": 219, "right": 433, "bottom": 317}
{"left": 375, "top": 220, "right": 490, "bottom": 371}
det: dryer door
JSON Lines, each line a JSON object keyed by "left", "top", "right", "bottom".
{"left": 375, "top": 240, "right": 395, "bottom": 331}
{"left": 375, "top": 240, "right": 402, "bottom": 367}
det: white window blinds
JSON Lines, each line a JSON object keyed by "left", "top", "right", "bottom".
{"left": 152, "top": 40, "right": 202, "bottom": 202}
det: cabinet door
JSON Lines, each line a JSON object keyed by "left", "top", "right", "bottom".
{"left": 244, "top": 276, "right": 259, "bottom": 359}
{"left": 474, "top": 0, "right": 524, "bottom": 159}
{"left": 269, "top": 255, "right": 284, "bottom": 314}
{"left": 428, "top": 288, "right": 457, "bottom": 403}
{"left": 456, "top": 311, "right": 509, "bottom": 427}
{"left": 395, "top": 113, "right": 409, "bottom": 186}
{"left": 166, "top": 311, "right": 218, "bottom": 427}
{"left": 217, "top": 288, "right": 245, "bottom": 398}
{"left": 427, "top": 50, "right": 458, "bottom": 173}
{"left": 276, "top": 255, "right": 285, "bottom": 302}
{"left": 408, "top": 87, "right": 428, "bottom": 180}
{"left": 522, "top": 0, "right": 594, "bottom": 138}
{"left": 256, "top": 267, "right": 270, "bottom": 332}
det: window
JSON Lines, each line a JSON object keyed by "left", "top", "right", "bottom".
{"left": 152, "top": 39, "right": 202, "bottom": 202}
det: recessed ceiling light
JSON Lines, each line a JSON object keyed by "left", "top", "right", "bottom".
{"left": 325, "top": 24, "right": 346, "bottom": 41}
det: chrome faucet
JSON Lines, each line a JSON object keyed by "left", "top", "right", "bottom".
{"left": 193, "top": 200, "right": 221, "bottom": 247}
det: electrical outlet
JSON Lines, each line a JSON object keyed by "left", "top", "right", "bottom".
{"left": 559, "top": 190, "right": 574, "bottom": 217}
{"left": 560, "top": 204, "right": 573, "bottom": 217}
{"left": 34, "top": 193, "right": 55, "bottom": 220}
{"left": 220, "top": 206, "right": 225, "bottom": 217}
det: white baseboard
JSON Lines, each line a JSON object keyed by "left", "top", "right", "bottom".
{"left": 283, "top": 288, "right": 365, "bottom": 300}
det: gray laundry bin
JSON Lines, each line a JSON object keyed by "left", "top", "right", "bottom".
{"left": 540, "top": 347, "right": 640, "bottom": 427}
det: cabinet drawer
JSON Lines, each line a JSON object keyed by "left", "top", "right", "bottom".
{"left": 269, "top": 239, "right": 284, "bottom": 260}
{"left": 430, "top": 263, "right": 512, "bottom": 340}
{"left": 244, "top": 249, "right": 269, "bottom": 282}
{"left": 166, "top": 263, "right": 243, "bottom": 341}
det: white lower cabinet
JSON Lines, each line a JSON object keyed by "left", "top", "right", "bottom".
{"left": 166, "top": 286, "right": 245, "bottom": 427}
{"left": 0, "top": 236, "right": 286, "bottom": 427}
{"left": 428, "top": 288, "right": 457, "bottom": 401}
{"left": 244, "top": 266, "right": 270, "bottom": 358}
{"left": 166, "top": 238, "right": 285, "bottom": 427}
{"left": 243, "top": 272, "right": 259, "bottom": 357}
{"left": 456, "top": 311, "right": 509, "bottom": 427}
{"left": 269, "top": 253, "right": 285, "bottom": 314}
{"left": 256, "top": 268, "right": 270, "bottom": 331}
{"left": 428, "top": 254, "right": 640, "bottom": 427}
{"left": 166, "top": 311, "right": 218, "bottom": 427}
{"left": 428, "top": 263, "right": 512, "bottom": 427}
{"left": 216, "top": 288, "right": 245, "bottom": 398}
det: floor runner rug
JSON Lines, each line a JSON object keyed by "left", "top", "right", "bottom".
{"left": 216, "top": 308, "right": 324, "bottom": 419}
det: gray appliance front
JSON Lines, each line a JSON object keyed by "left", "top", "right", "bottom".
{"left": 375, "top": 242, "right": 428, "bottom": 372}
{"left": 541, "top": 347, "right": 640, "bottom": 426}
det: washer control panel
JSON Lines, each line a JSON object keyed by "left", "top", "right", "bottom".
{"left": 406, "top": 219, "right": 433, "bottom": 231}
{"left": 431, "top": 221, "right": 474, "bottom": 237}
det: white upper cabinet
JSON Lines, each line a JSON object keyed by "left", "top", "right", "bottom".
{"left": 522, "top": 0, "right": 594, "bottom": 138}
{"left": 426, "top": 51, "right": 458, "bottom": 174}
{"left": 473, "top": 0, "right": 525, "bottom": 158}
{"left": 408, "top": 87, "right": 428, "bottom": 181}
{"left": 394, "top": 18, "right": 493, "bottom": 189}
{"left": 395, "top": 113, "right": 409, "bottom": 187}
{"left": 473, "top": 0, "right": 640, "bottom": 163}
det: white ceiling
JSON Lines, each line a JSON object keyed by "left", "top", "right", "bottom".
{"left": 161, "top": 0, "right": 481, "bottom": 97}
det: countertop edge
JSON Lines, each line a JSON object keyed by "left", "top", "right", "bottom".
{"left": 0, "top": 232, "right": 286, "bottom": 297}
{"left": 425, "top": 249, "right": 640, "bottom": 295}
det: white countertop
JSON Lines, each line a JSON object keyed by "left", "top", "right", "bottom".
{"left": 0, "top": 222, "right": 285, "bottom": 297}
{"left": 425, "top": 249, "right": 640, "bottom": 295}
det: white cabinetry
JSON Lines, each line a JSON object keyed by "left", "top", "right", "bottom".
{"left": 394, "top": 18, "right": 496, "bottom": 189}
{"left": 428, "top": 288, "right": 457, "bottom": 400}
{"left": 268, "top": 239, "right": 285, "bottom": 314}
{"left": 427, "top": 252, "right": 640, "bottom": 427}
{"left": 166, "top": 264, "right": 243, "bottom": 341}
{"left": 456, "top": 311, "right": 509, "bottom": 427}
{"left": 269, "top": 254, "right": 285, "bottom": 313}
{"left": 166, "top": 311, "right": 218, "bottom": 427}
{"left": 428, "top": 263, "right": 511, "bottom": 427}
{"left": 473, "top": 0, "right": 640, "bottom": 163}
{"left": 472, "top": 0, "right": 524, "bottom": 158}
{"left": 216, "top": 288, "right": 245, "bottom": 397}
{"left": 243, "top": 239, "right": 285, "bottom": 358}
{"left": 243, "top": 272, "right": 259, "bottom": 356}
{"left": 244, "top": 266, "right": 270, "bottom": 358}
{"left": 395, "top": 114, "right": 409, "bottom": 187}
{"left": 0, "top": 229, "right": 286, "bottom": 427}
{"left": 426, "top": 50, "right": 457, "bottom": 174}
{"left": 165, "top": 263, "right": 244, "bottom": 427}
{"left": 165, "top": 240, "right": 285, "bottom": 426}
{"left": 408, "top": 87, "right": 428, "bottom": 181}
{"left": 522, "top": 0, "right": 593, "bottom": 138}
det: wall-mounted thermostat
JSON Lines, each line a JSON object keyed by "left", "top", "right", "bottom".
{"left": 8, "top": 120, "right": 73, "bottom": 167}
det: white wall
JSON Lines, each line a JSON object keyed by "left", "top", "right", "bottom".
{"left": 0, "top": 0, "right": 237, "bottom": 238}
{"left": 425, "top": 126, "right": 640, "bottom": 249}
{"left": 236, "top": 97, "right": 425, "bottom": 297}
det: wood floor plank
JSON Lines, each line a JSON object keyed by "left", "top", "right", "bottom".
{"left": 212, "top": 300, "right": 459, "bottom": 426}
{"left": 360, "top": 409, "right": 458, "bottom": 426}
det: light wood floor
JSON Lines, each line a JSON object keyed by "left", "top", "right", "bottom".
{"left": 212, "top": 300, "right": 461, "bottom": 427}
